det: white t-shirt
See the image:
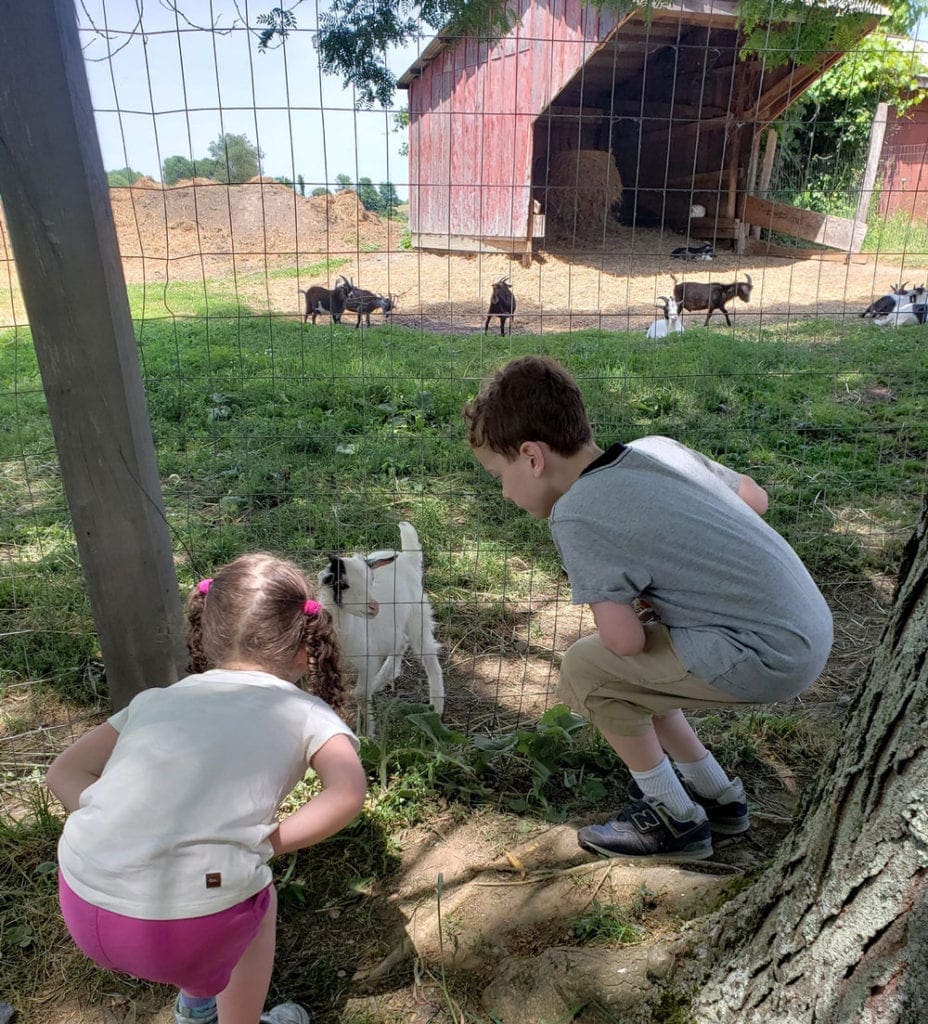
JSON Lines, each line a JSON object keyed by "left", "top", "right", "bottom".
{"left": 57, "top": 669, "right": 359, "bottom": 919}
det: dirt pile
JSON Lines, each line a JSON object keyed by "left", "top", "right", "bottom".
{"left": 107, "top": 179, "right": 389, "bottom": 282}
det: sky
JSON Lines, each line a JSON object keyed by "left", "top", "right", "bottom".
{"left": 77, "top": 0, "right": 423, "bottom": 197}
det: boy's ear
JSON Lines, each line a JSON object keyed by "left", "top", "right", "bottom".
{"left": 519, "top": 440, "right": 547, "bottom": 475}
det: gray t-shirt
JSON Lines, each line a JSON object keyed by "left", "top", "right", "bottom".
{"left": 549, "top": 436, "right": 833, "bottom": 700}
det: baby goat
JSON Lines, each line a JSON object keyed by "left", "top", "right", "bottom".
{"left": 671, "top": 273, "right": 753, "bottom": 327}
{"left": 485, "top": 277, "right": 516, "bottom": 335}
{"left": 345, "top": 288, "right": 396, "bottom": 329}
{"left": 645, "top": 296, "right": 684, "bottom": 338}
{"left": 299, "top": 275, "right": 354, "bottom": 325}
{"left": 318, "top": 521, "right": 444, "bottom": 736}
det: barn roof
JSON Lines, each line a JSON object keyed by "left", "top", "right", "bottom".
{"left": 397, "top": 0, "right": 886, "bottom": 89}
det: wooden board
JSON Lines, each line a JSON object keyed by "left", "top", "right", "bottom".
{"left": 742, "top": 194, "right": 868, "bottom": 252}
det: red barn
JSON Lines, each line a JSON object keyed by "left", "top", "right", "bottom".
{"left": 398, "top": 0, "right": 880, "bottom": 261}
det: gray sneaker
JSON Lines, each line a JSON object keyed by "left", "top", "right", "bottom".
{"left": 260, "top": 1004, "right": 311, "bottom": 1024}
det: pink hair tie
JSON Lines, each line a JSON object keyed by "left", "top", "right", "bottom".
{"left": 197, "top": 578, "right": 213, "bottom": 595}
{"left": 303, "top": 599, "right": 321, "bottom": 617}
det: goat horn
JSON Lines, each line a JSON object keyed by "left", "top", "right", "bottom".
{"left": 744, "top": 273, "right": 752, "bottom": 286}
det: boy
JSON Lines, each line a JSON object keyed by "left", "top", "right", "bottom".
{"left": 464, "top": 355, "right": 832, "bottom": 860}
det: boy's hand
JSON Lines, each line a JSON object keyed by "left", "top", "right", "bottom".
{"left": 590, "top": 600, "right": 646, "bottom": 657}
{"left": 737, "top": 474, "right": 768, "bottom": 515}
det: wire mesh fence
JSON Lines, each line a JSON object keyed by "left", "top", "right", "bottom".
{"left": 2, "top": 0, "right": 928, "bottom": 818}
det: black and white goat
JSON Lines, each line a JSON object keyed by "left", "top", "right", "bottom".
{"left": 861, "top": 282, "right": 926, "bottom": 321}
{"left": 299, "top": 276, "right": 354, "bottom": 324}
{"left": 671, "top": 273, "right": 753, "bottom": 327}
{"left": 670, "top": 243, "right": 715, "bottom": 262}
{"left": 873, "top": 297, "right": 928, "bottom": 328}
{"left": 645, "top": 296, "right": 684, "bottom": 338}
{"left": 318, "top": 521, "right": 444, "bottom": 736}
{"left": 344, "top": 288, "right": 396, "bottom": 328}
{"left": 484, "top": 277, "right": 516, "bottom": 335}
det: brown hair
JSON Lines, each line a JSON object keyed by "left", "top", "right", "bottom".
{"left": 462, "top": 355, "right": 592, "bottom": 458}
{"left": 185, "top": 553, "right": 349, "bottom": 713}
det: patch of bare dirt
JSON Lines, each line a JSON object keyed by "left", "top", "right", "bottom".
{"left": 1, "top": 180, "right": 924, "bottom": 332}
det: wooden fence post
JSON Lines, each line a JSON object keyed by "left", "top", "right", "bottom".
{"left": 0, "top": 0, "right": 186, "bottom": 707}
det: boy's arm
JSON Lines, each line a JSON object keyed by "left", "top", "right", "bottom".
{"left": 270, "top": 734, "right": 367, "bottom": 856}
{"left": 737, "top": 473, "right": 769, "bottom": 516}
{"left": 590, "top": 600, "right": 646, "bottom": 657}
{"left": 46, "top": 722, "right": 119, "bottom": 812}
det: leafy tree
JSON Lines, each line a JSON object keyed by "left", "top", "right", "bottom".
{"left": 297, "top": 173, "right": 306, "bottom": 196}
{"left": 393, "top": 108, "right": 410, "bottom": 158}
{"left": 377, "top": 180, "right": 403, "bottom": 216}
{"left": 356, "top": 176, "right": 383, "bottom": 212}
{"left": 162, "top": 154, "right": 221, "bottom": 185}
{"left": 207, "top": 132, "right": 264, "bottom": 183}
{"left": 311, "top": 186, "right": 331, "bottom": 197}
{"left": 335, "top": 173, "right": 353, "bottom": 192}
{"left": 254, "top": 0, "right": 927, "bottom": 109}
{"left": 765, "top": 0, "right": 928, "bottom": 216}
{"left": 107, "top": 166, "right": 145, "bottom": 187}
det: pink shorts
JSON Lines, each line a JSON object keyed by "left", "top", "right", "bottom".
{"left": 58, "top": 873, "right": 272, "bottom": 997}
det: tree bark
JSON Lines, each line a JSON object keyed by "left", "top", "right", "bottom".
{"left": 689, "top": 501, "right": 928, "bottom": 1023}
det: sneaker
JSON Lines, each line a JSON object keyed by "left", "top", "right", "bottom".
{"left": 260, "top": 1004, "right": 311, "bottom": 1024}
{"left": 628, "top": 777, "right": 750, "bottom": 835}
{"left": 173, "top": 996, "right": 218, "bottom": 1024}
{"left": 577, "top": 798, "right": 713, "bottom": 861}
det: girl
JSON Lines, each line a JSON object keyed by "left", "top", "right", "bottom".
{"left": 46, "top": 553, "right": 368, "bottom": 1024}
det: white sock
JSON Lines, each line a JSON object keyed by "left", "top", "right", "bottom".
{"left": 674, "top": 751, "right": 732, "bottom": 799}
{"left": 631, "top": 756, "right": 701, "bottom": 821}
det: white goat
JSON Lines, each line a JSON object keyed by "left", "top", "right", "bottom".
{"left": 318, "top": 521, "right": 444, "bottom": 736}
{"left": 646, "top": 296, "right": 684, "bottom": 339}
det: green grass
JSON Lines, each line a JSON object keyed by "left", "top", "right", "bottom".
{"left": 2, "top": 286, "right": 927, "bottom": 1018}
{"left": 861, "top": 211, "right": 928, "bottom": 260}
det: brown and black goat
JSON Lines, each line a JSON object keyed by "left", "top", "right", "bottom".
{"left": 299, "top": 276, "right": 354, "bottom": 324}
{"left": 671, "top": 273, "right": 752, "bottom": 327}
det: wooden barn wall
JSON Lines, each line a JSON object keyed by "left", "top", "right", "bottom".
{"left": 408, "top": 0, "right": 620, "bottom": 241}
{"left": 878, "top": 103, "right": 928, "bottom": 222}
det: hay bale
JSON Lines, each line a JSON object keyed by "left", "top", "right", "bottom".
{"left": 544, "top": 149, "right": 622, "bottom": 237}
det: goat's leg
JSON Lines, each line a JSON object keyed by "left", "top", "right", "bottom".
{"left": 406, "top": 606, "right": 445, "bottom": 716}
{"left": 704, "top": 309, "right": 713, "bottom": 327}
{"left": 484, "top": 316, "right": 492, "bottom": 334}
{"left": 722, "top": 306, "right": 732, "bottom": 326}
{"left": 499, "top": 317, "right": 506, "bottom": 336}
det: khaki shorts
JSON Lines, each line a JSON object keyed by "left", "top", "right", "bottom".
{"left": 557, "top": 623, "right": 757, "bottom": 737}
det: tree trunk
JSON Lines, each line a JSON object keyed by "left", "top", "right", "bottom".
{"left": 689, "top": 501, "right": 928, "bottom": 1023}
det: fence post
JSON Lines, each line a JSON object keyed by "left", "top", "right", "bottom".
{"left": 0, "top": 0, "right": 186, "bottom": 708}
{"left": 854, "top": 101, "right": 888, "bottom": 247}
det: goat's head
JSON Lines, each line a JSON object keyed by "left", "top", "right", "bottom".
{"left": 891, "top": 281, "right": 910, "bottom": 295}
{"left": 736, "top": 274, "right": 753, "bottom": 303}
{"left": 380, "top": 294, "right": 397, "bottom": 318}
{"left": 492, "top": 276, "right": 512, "bottom": 297}
{"left": 318, "top": 555, "right": 379, "bottom": 618}
{"left": 334, "top": 275, "right": 354, "bottom": 298}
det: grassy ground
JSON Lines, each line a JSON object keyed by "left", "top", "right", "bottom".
{"left": 1, "top": 284, "right": 926, "bottom": 1020}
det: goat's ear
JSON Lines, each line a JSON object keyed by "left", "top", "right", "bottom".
{"left": 366, "top": 555, "right": 398, "bottom": 570}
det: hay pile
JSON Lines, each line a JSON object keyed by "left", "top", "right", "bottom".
{"left": 543, "top": 149, "right": 623, "bottom": 239}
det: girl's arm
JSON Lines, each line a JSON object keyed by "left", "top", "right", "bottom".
{"left": 46, "top": 722, "right": 119, "bottom": 813}
{"left": 270, "top": 734, "right": 367, "bottom": 856}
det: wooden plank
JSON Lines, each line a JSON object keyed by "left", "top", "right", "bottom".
{"left": 743, "top": 238, "right": 872, "bottom": 263}
{"left": 751, "top": 128, "right": 777, "bottom": 240}
{"left": 0, "top": 0, "right": 186, "bottom": 707}
{"left": 743, "top": 194, "right": 868, "bottom": 251}
{"left": 854, "top": 101, "right": 887, "bottom": 242}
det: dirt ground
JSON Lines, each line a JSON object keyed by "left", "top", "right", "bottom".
{"left": 1, "top": 177, "right": 924, "bottom": 333}
{"left": 0, "top": 180, "right": 905, "bottom": 1023}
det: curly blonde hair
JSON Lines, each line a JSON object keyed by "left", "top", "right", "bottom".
{"left": 184, "top": 552, "right": 349, "bottom": 713}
